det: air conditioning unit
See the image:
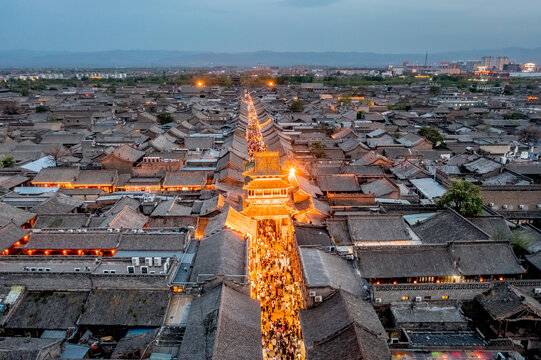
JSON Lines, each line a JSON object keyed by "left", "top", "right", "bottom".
{"left": 30, "top": 267, "right": 36, "bottom": 272}
{"left": 345, "top": 254, "right": 354, "bottom": 260}
{"left": 73, "top": 268, "right": 80, "bottom": 272}
{"left": 314, "top": 296, "right": 323, "bottom": 302}
{"left": 127, "top": 266, "right": 135, "bottom": 274}
{"left": 107, "top": 228, "right": 113, "bottom": 233}
{"left": 502, "top": 204, "right": 508, "bottom": 209}
{"left": 110, "top": 270, "right": 116, "bottom": 274}
{"left": 141, "top": 266, "right": 148, "bottom": 274}
{"left": 537, "top": 204, "right": 541, "bottom": 209}
{"left": 37, "top": 267, "right": 44, "bottom": 272}
{"left": 415, "top": 296, "right": 422, "bottom": 302}
{"left": 374, "top": 298, "right": 382, "bottom": 303}
{"left": 145, "top": 257, "right": 153, "bottom": 267}
{"left": 326, "top": 246, "right": 336, "bottom": 252}
{"left": 308, "top": 291, "right": 316, "bottom": 297}
{"left": 489, "top": 202, "right": 495, "bottom": 207}
{"left": 131, "top": 257, "right": 140, "bottom": 266}
{"left": 534, "top": 288, "right": 541, "bottom": 294}
{"left": 45, "top": 268, "right": 51, "bottom": 272}
{"left": 103, "top": 270, "right": 109, "bottom": 274}
{"left": 518, "top": 204, "right": 524, "bottom": 209}
{"left": 154, "top": 257, "right": 162, "bottom": 267}
{"left": 150, "top": 271, "right": 155, "bottom": 275}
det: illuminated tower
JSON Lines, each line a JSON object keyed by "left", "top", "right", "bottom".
{"left": 242, "top": 150, "right": 296, "bottom": 238}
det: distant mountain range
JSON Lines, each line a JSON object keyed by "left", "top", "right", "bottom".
{"left": 1, "top": 48, "right": 541, "bottom": 69}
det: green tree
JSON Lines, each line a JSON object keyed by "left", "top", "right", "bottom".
{"left": 289, "top": 100, "right": 304, "bottom": 112}
{"left": 310, "top": 142, "right": 327, "bottom": 158}
{"left": 47, "top": 115, "right": 57, "bottom": 123}
{"left": 36, "top": 105, "right": 49, "bottom": 113}
{"left": 436, "top": 179, "right": 483, "bottom": 217}
{"left": 503, "top": 112, "right": 527, "bottom": 120}
{"left": 156, "top": 112, "right": 174, "bottom": 125}
{"left": 21, "top": 88, "right": 29, "bottom": 97}
{"left": 429, "top": 86, "right": 441, "bottom": 96}
{"left": 503, "top": 85, "right": 513, "bottom": 95}
{"left": 418, "top": 127, "right": 444, "bottom": 149}
{"left": 0, "top": 155, "right": 15, "bottom": 168}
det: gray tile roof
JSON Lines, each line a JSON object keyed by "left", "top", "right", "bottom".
{"left": 356, "top": 241, "right": 524, "bottom": 278}
{"left": 412, "top": 210, "right": 490, "bottom": 244}
{"left": 190, "top": 229, "right": 246, "bottom": 282}
{"left": 348, "top": 215, "right": 411, "bottom": 242}
{"left": 77, "top": 289, "right": 169, "bottom": 327}
{"left": 178, "top": 282, "right": 262, "bottom": 360}
{"left": 0, "top": 223, "right": 29, "bottom": 252}
{"left": 5, "top": 291, "right": 88, "bottom": 330}
{"left": 299, "top": 247, "right": 363, "bottom": 296}
{"left": 0, "top": 202, "right": 35, "bottom": 227}
{"left": 300, "top": 290, "right": 389, "bottom": 360}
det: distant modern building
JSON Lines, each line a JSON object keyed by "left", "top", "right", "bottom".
{"left": 503, "top": 63, "right": 521, "bottom": 72}
{"left": 496, "top": 56, "right": 510, "bottom": 70}
{"left": 481, "top": 56, "right": 495, "bottom": 69}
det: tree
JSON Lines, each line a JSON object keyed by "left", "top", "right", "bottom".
{"left": 356, "top": 111, "right": 364, "bottom": 119}
{"left": 503, "top": 85, "right": 513, "bottom": 95}
{"left": 289, "top": 100, "right": 304, "bottom": 112}
{"left": 418, "top": 127, "right": 445, "bottom": 149}
{"left": 503, "top": 112, "right": 527, "bottom": 120}
{"left": 520, "top": 125, "right": 541, "bottom": 144}
{"left": 3, "top": 102, "right": 23, "bottom": 115}
{"left": 310, "top": 142, "right": 327, "bottom": 158}
{"left": 436, "top": 179, "right": 483, "bottom": 217}
{"left": 44, "top": 144, "right": 70, "bottom": 166}
{"left": 156, "top": 112, "right": 174, "bottom": 125}
{"left": 429, "top": 86, "right": 441, "bottom": 96}
{"left": 0, "top": 155, "right": 15, "bottom": 168}
{"left": 36, "top": 105, "right": 49, "bottom": 113}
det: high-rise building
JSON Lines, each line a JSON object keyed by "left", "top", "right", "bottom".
{"left": 522, "top": 63, "right": 537, "bottom": 72}
{"left": 481, "top": 56, "right": 495, "bottom": 69}
{"left": 496, "top": 56, "right": 510, "bottom": 70}
{"left": 503, "top": 63, "right": 521, "bottom": 72}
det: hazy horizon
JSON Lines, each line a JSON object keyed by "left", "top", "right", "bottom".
{"left": 1, "top": 0, "right": 540, "bottom": 54}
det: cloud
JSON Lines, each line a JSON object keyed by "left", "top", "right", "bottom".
{"left": 279, "top": 0, "right": 343, "bottom": 8}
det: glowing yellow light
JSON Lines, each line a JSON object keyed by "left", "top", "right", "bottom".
{"left": 268, "top": 81, "right": 274, "bottom": 86}
{"left": 196, "top": 81, "right": 204, "bottom": 87}
{"left": 289, "top": 167, "right": 296, "bottom": 177}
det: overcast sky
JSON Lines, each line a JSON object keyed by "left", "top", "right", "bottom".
{"left": 1, "top": 0, "right": 540, "bottom": 53}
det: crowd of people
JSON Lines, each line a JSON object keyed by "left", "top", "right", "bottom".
{"left": 249, "top": 218, "right": 304, "bottom": 360}
{"left": 245, "top": 92, "right": 266, "bottom": 161}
